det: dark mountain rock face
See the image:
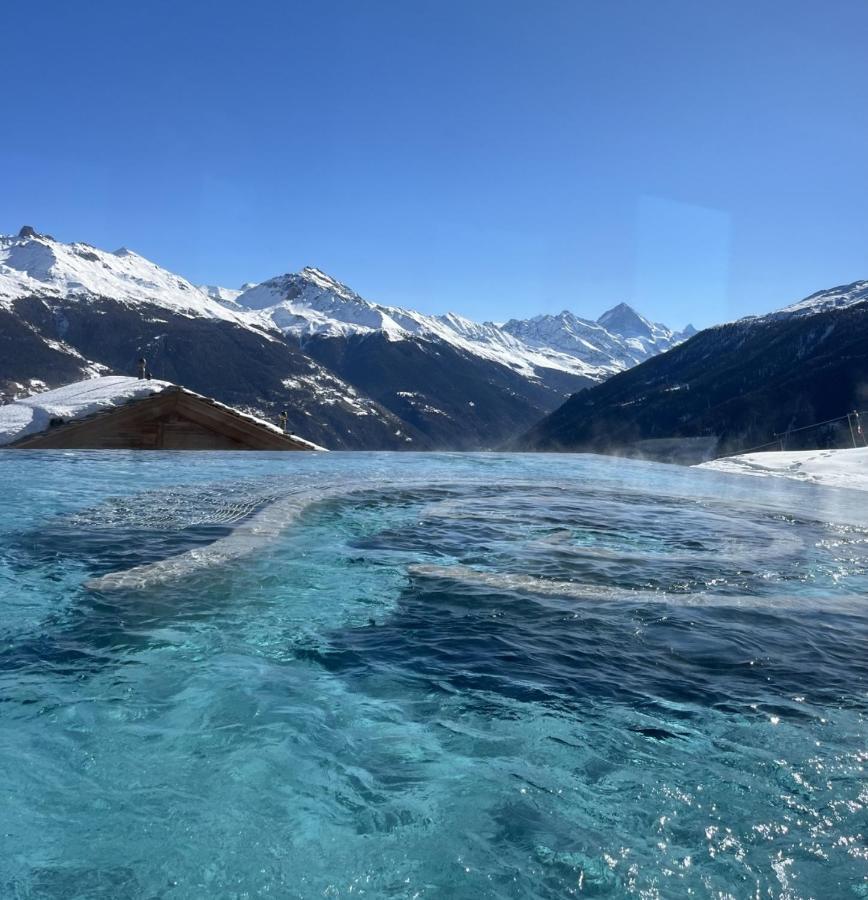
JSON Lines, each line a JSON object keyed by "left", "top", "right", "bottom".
{"left": 0, "top": 305, "right": 92, "bottom": 392}
{"left": 302, "top": 332, "right": 594, "bottom": 450}
{"left": 0, "top": 229, "right": 694, "bottom": 450}
{"left": 2, "top": 296, "right": 422, "bottom": 450}
{"left": 0, "top": 292, "right": 596, "bottom": 451}
{"left": 0, "top": 290, "right": 597, "bottom": 451}
{"left": 517, "top": 301, "right": 868, "bottom": 462}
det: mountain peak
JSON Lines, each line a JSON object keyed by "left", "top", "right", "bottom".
{"left": 235, "top": 265, "right": 367, "bottom": 313}
{"left": 601, "top": 301, "right": 634, "bottom": 314}
{"left": 297, "top": 266, "right": 358, "bottom": 297}
{"left": 17, "top": 225, "right": 54, "bottom": 241}
{"left": 597, "top": 302, "right": 653, "bottom": 338}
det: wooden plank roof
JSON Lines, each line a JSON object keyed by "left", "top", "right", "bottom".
{"left": 7, "top": 386, "right": 325, "bottom": 451}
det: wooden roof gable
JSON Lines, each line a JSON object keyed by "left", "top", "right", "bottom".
{"left": 8, "top": 386, "right": 322, "bottom": 451}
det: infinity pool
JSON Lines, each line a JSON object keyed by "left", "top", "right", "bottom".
{"left": 1, "top": 451, "right": 866, "bottom": 898}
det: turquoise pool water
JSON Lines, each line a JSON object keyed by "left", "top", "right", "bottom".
{"left": 1, "top": 451, "right": 866, "bottom": 898}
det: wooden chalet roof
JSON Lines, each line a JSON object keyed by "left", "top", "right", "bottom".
{"left": 6, "top": 385, "right": 325, "bottom": 451}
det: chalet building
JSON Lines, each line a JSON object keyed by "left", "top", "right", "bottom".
{"left": 0, "top": 377, "right": 325, "bottom": 451}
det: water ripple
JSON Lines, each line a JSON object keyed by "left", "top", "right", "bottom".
{"left": 1, "top": 452, "right": 866, "bottom": 898}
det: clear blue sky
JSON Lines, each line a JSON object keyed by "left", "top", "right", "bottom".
{"left": 2, "top": 0, "right": 866, "bottom": 328}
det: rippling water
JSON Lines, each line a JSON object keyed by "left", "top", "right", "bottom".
{"left": 1, "top": 451, "right": 866, "bottom": 898}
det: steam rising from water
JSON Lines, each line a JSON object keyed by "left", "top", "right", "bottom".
{"left": 2, "top": 452, "right": 867, "bottom": 898}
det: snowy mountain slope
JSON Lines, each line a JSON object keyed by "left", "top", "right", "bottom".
{"left": 0, "top": 227, "right": 270, "bottom": 332}
{"left": 1, "top": 291, "right": 421, "bottom": 449}
{"left": 198, "top": 284, "right": 243, "bottom": 305}
{"left": 0, "top": 303, "right": 110, "bottom": 400}
{"left": 502, "top": 306, "right": 692, "bottom": 372}
{"left": 762, "top": 280, "right": 868, "bottom": 319}
{"left": 236, "top": 267, "right": 688, "bottom": 381}
{"left": 0, "top": 225, "right": 687, "bottom": 388}
{"left": 516, "top": 279, "right": 868, "bottom": 461}
{"left": 0, "top": 224, "right": 693, "bottom": 450}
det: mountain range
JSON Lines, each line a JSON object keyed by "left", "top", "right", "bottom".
{"left": 0, "top": 226, "right": 692, "bottom": 449}
{"left": 517, "top": 280, "right": 868, "bottom": 462}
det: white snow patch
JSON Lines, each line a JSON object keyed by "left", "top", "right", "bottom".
{"left": 772, "top": 281, "right": 868, "bottom": 319}
{"left": 0, "top": 375, "right": 327, "bottom": 450}
{"left": 0, "top": 376, "right": 173, "bottom": 446}
{"left": 198, "top": 284, "right": 244, "bottom": 305}
{"left": 282, "top": 372, "right": 382, "bottom": 420}
{"left": 697, "top": 447, "right": 868, "bottom": 492}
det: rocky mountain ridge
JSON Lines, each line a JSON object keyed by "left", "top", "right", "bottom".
{"left": 517, "top": 280, "right": 868, "bottom": 462}
{"left": 0, "top": 225, "right": 696, "bottom": 449}
{"left": 228, "top": 265, "right": 694, "bottom": 382}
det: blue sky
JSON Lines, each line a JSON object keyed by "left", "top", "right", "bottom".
{"left": 2, "top": 0, "right": 866, "bottom": 328}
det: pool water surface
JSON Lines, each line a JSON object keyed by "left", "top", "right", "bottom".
{"left": 1, "top": 451, "right": 866, "bottom": 898}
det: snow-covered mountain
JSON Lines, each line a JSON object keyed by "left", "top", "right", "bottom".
{"left": 0, "top": 228, "right": 417, "bottom": 448}
{"left": 0, "top": 224, "right": 696, "bottom": 450}
{"left": 762, "top": 280, "right": 868, "bottom": 319}
{"left": 232, "top": 266, "right": 690, "bottom": 381}
{"left": 0, "top": 227, "right": 266, "bottom": 332}
{"left": 517, "top": 279, "right": 868, "bottom": 462}
{"left": 2, "top": 227, "right": 691, "bottom": 387}
{"left": 502, "top": 305, "right": 693, "bottom": 372}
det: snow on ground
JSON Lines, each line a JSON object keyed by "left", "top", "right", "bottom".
{"left": 697, "top": 447, "right": 868, "bottom": 492}
{"left": 283, "top": 369, "right": 388, "bottom": 420}
{"left": 0, "top": 376, "right": 173, "bottom": 446}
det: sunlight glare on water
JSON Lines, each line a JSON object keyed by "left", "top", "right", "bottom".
{"left": 1, "top": 451, "right": 866, "bottom": 899}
